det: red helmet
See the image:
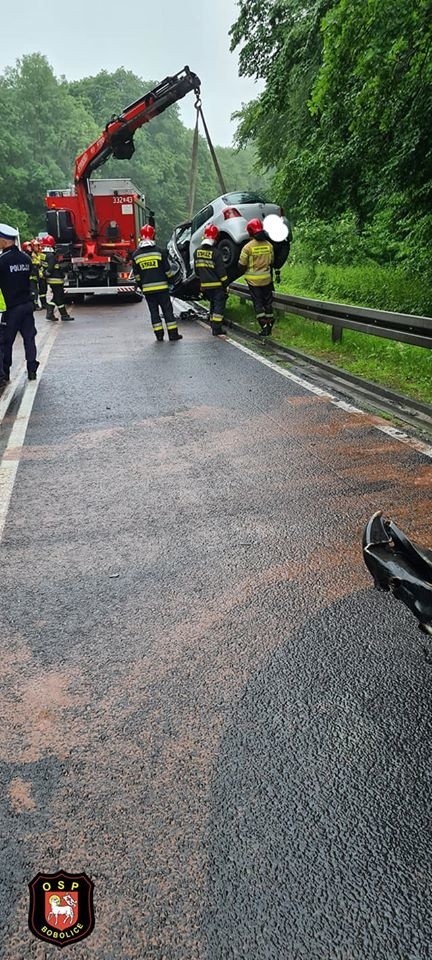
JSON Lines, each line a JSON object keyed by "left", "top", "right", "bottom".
{"left": 203, "top": 224, "right": 219, "bottom": 241}
{"left": 43, "top": 234, "right": 56, "bottom": 247}
{"left": 140, "top": 224, "right": 155, "bottom": 240}
{"left": 22, "top": 241, "right": 32, "bottom": 252}
{"left": 246, "top": 218, "right": 264, "bottom": 237}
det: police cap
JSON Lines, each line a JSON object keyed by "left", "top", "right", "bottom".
{"left": 0, "top": 223, "right": 18, "bottom": 240}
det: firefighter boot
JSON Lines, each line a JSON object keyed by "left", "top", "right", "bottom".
{"left": 168, "top": 330, "right": 183, "bottom": 341}
{"left": 211, "top": 320, "right": 225, "bottom": 336}
{"left": 59, "top": 306, "right": 75, "bottom": 322}
{"left": 258, "top": 322, "right": 267, "bottom": 338}
{"left": 46, "top": 303, "right": 57, "bottom": 321}
{"left": 155, "top": 330, "right": 164, "bottom": 341}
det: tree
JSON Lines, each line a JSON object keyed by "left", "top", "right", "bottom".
{"left": 230, "top": 0, "right": 432, "bottom": 270}
{"left": 0, "top": 54, "right": 98, "bottom": 233}
{"left": 230, "top": 0, "right": 336, "bottom": 217}
{"left": 310, "top": 0, "right": 432, "bottom": 264}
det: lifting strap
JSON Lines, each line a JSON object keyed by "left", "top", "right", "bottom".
{"left": 188, "top": 94, "right": 227, "bottom": 220}
{"left": 188, "top": 106, "right": 200, "bottom": 220}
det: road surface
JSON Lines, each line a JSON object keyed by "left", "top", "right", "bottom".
{"left": 0, "top": 300, "right": 431, "bottom": 959}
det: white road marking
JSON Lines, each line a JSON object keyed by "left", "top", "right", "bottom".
{"left": 0, "top": 323, "right": 59, "bottom": 542}
{"left": 228, "top": 338, "right": 432, "bottom": 461}
{"left": 0, "top": 362, "right": 27, "bottom": 424}
{"left": 0, "top": 322, "right": 54, "bottom": 425}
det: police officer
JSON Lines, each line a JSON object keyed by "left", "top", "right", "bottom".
{"left": 0, "top": 223, "right": 39, "bottom": 385}
{"left": 40, "top": 235, "right": 74, "bottom": 322}
{"left": 131, "top": 225, "right": 182, "bottom": 341}
{"left": 238, "top": 219, "right": 275, "bottom": 337}
{"left": 193, "top": 224, "right": 229, "bottom": 336}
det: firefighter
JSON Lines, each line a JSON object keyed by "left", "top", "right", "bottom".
{"left": 41, "top": 235, "right": 74, "bottom": 322}
{"left": 23, "top": 242, "right": 40, "bottom": 310}
{"left": 31, "top": 239, "right": 45, "bottom": 309}
{"left": 193, "top": 224, "right": 229, "bottom": 336}
{"left": 131, "top": 225, "right": 182, "bottom": 342}
{"left": 0, "top": 223, "right": 39, "bottom": 385}
{"left": 34, "top": 239, "right": 48, "bottom": 311}
{"left": 238, "top": 219, "right": 275, "bottom": 337}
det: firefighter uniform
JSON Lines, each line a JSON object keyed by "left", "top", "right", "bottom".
{"left": 0, "top": 225, "right": 39, "bottom": 383}
{"left": 131, "top": 243, "right": 181, "bottom": 341}
{"left": 30, "top": 250, "right": 41, "bottom": 309}
{"left": 43, "top": 251, "right": 74, "bottom": 321}
{"left": 239, "top": 234, "right": 275, "bottom": 336}
{"left": 37, "top": 252, "right": 48, "bottom": 310}
{"left": 193, "top": 242, "right": 228, "bottom": 335}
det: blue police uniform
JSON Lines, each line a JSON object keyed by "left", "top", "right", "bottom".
{"left": 0, "top": 224, "right": 39, "bottom": 383}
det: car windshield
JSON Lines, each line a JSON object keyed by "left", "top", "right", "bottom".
{"left": 221, "top": 192, "right": 267, "bottom": 205}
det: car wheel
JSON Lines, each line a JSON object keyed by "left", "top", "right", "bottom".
{"left": 217, "top": 236, "right": 239, "bottom": 270}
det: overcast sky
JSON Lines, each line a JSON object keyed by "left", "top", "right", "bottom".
{"left": 1, "top": 0, "right": 263, "bottom": 146}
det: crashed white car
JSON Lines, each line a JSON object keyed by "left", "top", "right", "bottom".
{"left": 167, "top": 191, "right": 291, "bottom": 298}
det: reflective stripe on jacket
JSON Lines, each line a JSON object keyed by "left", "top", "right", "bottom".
{"left": 131, "top": 244, "right": 174, "bottom": 294}
{"left": 239, "top": 238, "right": 274, "bottom": 286}
{"left": 30, "top": 252, "right": 40, "bottom": 282}
{"left": 193, "top": 244, "right": 228, "bottom": 289}
{"left": 40, "top": 251, "right": 67, "bottom": 284}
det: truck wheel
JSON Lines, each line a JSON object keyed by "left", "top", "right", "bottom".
{"left": 68, "top": 294, "right": 85, "bottom": 304}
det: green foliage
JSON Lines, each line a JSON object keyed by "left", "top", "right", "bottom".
{"left": 0, "top": 54, "right": 98, "bottom": 234}
{"left": 231, "top": 0, "right": 432, "bottom": 276}
{"left": 0, "top": 203, "right": 32, "bottom": 240}
{"left": 0, "top": 56, "right": 264, "bottom": 244}
{"left": 279, "top": 259, "right": 432, "bottom": 316}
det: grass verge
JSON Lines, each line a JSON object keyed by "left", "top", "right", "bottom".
{"left": 226, "top": 296, "right": 432, "bottom": 406}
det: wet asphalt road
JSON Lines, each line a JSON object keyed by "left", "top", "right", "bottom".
{"left": 0, "top": 301, "right": 431, "bottom": 959}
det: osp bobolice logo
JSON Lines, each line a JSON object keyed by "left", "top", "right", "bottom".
{"left": 28, "top": 871, "right": 95, "bottom": 948}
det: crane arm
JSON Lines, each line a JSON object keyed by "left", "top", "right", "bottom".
{"left": 74, "top": 66, "right": 201, "bottom": 241}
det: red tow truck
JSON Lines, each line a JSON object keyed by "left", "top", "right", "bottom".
{"left": 44, "top": 67, "right": 200, "bottom": 300}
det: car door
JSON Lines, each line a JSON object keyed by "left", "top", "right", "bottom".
{"left": 190, "top": 205, "right": 215, "bottom": 268}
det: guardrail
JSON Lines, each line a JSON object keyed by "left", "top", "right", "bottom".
{"left": 229, "top": 282, "right": 432, "bottom": 349}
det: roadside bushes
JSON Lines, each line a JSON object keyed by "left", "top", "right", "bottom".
{"left": 282, "top": 212, "right": 432, "bottom": 315}
{"left": 279, "top": 262, "right": 432, "bottom": 317}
